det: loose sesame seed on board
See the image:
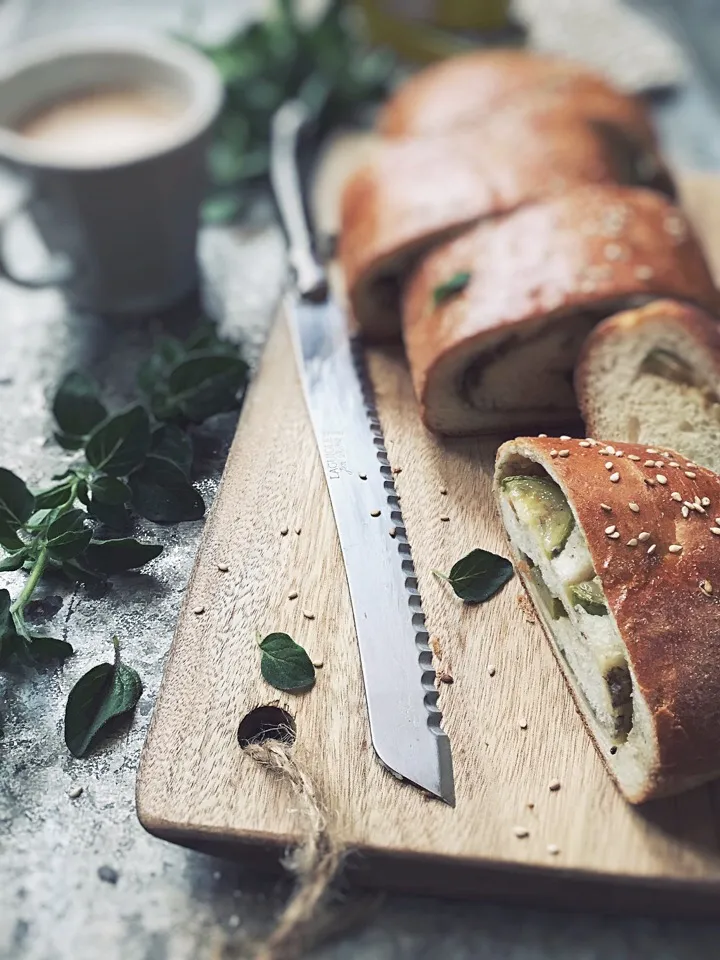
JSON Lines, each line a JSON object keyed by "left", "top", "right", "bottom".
{"left": 513, "top": 826, "right": 529, "bottom": 839}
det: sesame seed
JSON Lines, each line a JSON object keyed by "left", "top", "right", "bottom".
{"left": 440, "top": 486, "right": 448, "bottom": 495}
{"left": 655, "top": 461, "right": 664, "bottom": 468}
{"left": 616, "top": 451, "right": 624, "bottom": 457}
{"left": 638, "top": 532, "right": 650, "bottom": 542}
{"left": 519, "top": 718, "right": 528, "bottom": 729}
{"left": 701, "top": 580, "right": 713, "bottom": 596}
{"left": 685, "top": 471, "right": 697, "bottom": 479}
{"left": 280, "top": 527, "right": 289, "bottom": 536}
{"left": 389, "top": 527, "right": 397, "bottom": 538}
{"left": 550, "top": 449, "right": 558, "bottom": 458}
{"left": 669, "top": 461, "right": 679, "bottom": 468}
{"left": 635, "top": 265, "right": 654, "bottom": 280}
{"left": 217, "top": 562, "right": 229, "bottom": 573}
{"left": 606, "top": 446, "right": 616, "bottom": 455}
{"left": 560, "top": 435, "right": 571, "bottom": 441}
{"left": 586, "top": 438, "right": 596, "bottom": 444}
{"left": 605, "top": 461, "right": 613, "bottom": 470}
{"left": 696, "top": 505, "right": 707, "bottom": 514}
{"left": 682, "top": 506, "right": 689, "bottom": 518}
{"left": 438, "top": 672, "right": 454, "bottom": 684}
{"left": 628, "top": 502, "right": 640, "bottom": 512}
{"left": 610, "top": 472, "right": 620, "bottom": 483}
{"left": 513, "top": 826, "right": 529, "bottom": 839}
{"left": 684, "top": 501, "right": 694, "bottom": 509}
{"left": 656, "top": 475, "right": 667, "bottom": 485}
{"left": 644, "top": 460, "right": 655, "bottom": 467}
{"left": 605, "top": 242, "right": 623, "bottom": 260}
{"left": 370, "top": 509, "right": 381, "bottom": 517}
{"left": 671, "top": 492, "right": 682, "bottom": 501}
{"left": 359, "top": 472, "right": 367, "bottom": 480}
{"left": 440, "top": 515, "right": 450, "bottom": 522}
{"left": 711, "top": 528, "right": 720, "bottom": 535}
{"left": 702, "top": 497, "right": 711, "bottom": 507}
{"left": 303, "top": 609, "right": 315, "bottom": 620}
{"left": 646, "top": 449, "right": 658, "bottom": 454}
{"left": 549, "top": 779, "right": 562, "bottom": 791}
{"left": 610, "top": 532, "right": 620, "bottom": 539}
{"left": 288, "top": 591, "right": 298, "bottom": 600}
{"left": 600, "top": 503, "right": 612, "bottom": 511}
{"left": 668, "top": 544, "right": 683, "bottom": 553}
{"left": 312, "top": 657, "right": 324, "bottom": 668}
{"left": 538, "top": 433, "right": 548, "bottom": 438}
{"left": 644, "top": 479, "right": 655, "bottom": 487}
{"left": 647, "top": 544, "right": 657, "bottom": 555}
{"left": 193, "top": 605, "right": 205, "bottom": 615}
{"left": 715, "top": 518, "right": 720, "bottom": 525}
{"left": 605, "top": 525, "right": 617, "bottom": 534}
{"left": 295, "top": 526, "right": 302, "bottom": 535}
{"left": 547, "top": 844, "right": 560, "bottom": 856}
{"left": 558, "top": 450, "right": 570, "bottom": 458}
{"left": 579, "top": 441, "right": 591, "bottom": 447}
{"left": 68, "top": 785, "right": 83, "bottom": 799}
{"left": 488, "top": 665, "right": 496, "bottom": 677}
{"left": 686, "top": 462, "right": 697, "bottom": 468}
{"left": 392, "top": 466, "right": 402, "bottom": 474}
{"left": 627, "top": 455, "right": 641, "bottom": 461}
{"left": 627, "top": 538, "right": 638, "bottom": 547}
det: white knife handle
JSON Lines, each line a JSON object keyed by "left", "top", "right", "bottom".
{"left": 270, "top": 101, "right": 329, "bottom": 303}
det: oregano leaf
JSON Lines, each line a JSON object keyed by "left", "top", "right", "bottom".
{"left": 90, "top": 475, "right": 132, "bottom": 506}
{"left": 150, "top": 424, "right": 193, "bottom": 478}
{"left": 259, "top": 632, "right": 315, "bottom": 692}
{"left": 0, "top": 550, "right": 28, "bottom": 572}
{"left": 433, "top": 548, "right": 514, "bottom": 603}
{"left": 64, "top": 638, "right": 142, "bottom": 757}
{"left": 0, "top": 468, "right": 35, "bottom": 528}
{"left": 27, "top": 635, "right": 74, "bottom": 663}
{"left": 85, "top": 405, "right": 151, "bottom": 477}
{"left": 53, "top": 372, "right": 107, "bottom": 438}
{"left": 83, "top": 538, "right": 163, "bottom": 575}
{"left": 46, "top": 509, "right": 92, "bottom": 561}
{"left": 129, "top": 456, "right": 205, "bottom": 524}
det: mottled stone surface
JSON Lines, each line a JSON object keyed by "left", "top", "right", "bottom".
{"left": 3, "top": 2, "right": 720, "bottom": 960}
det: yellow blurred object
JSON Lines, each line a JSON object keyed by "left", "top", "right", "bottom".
{"left": 359, "top": 0, "right": 511, "bottom": 63}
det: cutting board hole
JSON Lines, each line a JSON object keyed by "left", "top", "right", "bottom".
{"left": 238, "top": 706, "right": 296, "bottom": 749}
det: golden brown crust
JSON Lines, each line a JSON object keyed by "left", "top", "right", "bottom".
{"left": 402, "top": 186, "right": 720, "bottom": 433}
{"left": 495, "top": 435, "right": 720, "bottom": 802}
{"left": 575, "top": 299, "right": 720, "bottom": 432}
{"left": 378, "top": 50, "right": 653, "bottom": 141}
{"left": 341, "top": 116, "right": 673, "bottom": 340}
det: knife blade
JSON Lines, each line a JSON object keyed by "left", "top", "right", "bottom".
{"left": 270, "top": 101, "right": 454, "bottom": 805}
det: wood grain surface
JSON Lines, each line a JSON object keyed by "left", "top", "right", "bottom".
{"left": 136, "top": 166, "right": 720, "bottom": 913}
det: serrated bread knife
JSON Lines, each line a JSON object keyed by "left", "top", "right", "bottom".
{"left": 270, "top": 101, "right": 454, "bottom": 805}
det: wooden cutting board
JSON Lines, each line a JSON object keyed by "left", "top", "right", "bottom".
{"left": 137, "top": 165, "right": 720, "bottom": 915}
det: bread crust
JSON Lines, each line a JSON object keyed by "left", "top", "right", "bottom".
{"left": 341, "top": 117, "right": 672, "bottom": 340}
{"left": 495, "top": 435, "right": 720, "bottom": 802}
{"left": 575, "top": 299, "right": 720, "bottom": 437}
{"left": 378, "top": 50, "right": 655, "bottom": 144}
{"left": 402, "top": 186, "right": 720, "bottom": 434}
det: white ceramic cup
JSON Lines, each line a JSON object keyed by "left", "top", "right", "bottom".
{"left": 0, "top": 30, "right": 223, "bottom": 314}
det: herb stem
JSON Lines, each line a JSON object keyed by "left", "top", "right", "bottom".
{"left": 11, "top": 545, "right": 48, "bottom": 616}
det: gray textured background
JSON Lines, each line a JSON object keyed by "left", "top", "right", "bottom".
{"left": 4, "top": 2, "right": 720, "bottom": 959}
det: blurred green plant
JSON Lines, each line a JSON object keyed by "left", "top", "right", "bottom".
{"left": 199, "top": 0, "right": 397, "bottom": 223}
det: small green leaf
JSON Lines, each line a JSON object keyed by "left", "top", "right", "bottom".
{"left": 0, "top": 523, "right": 24, "bottom": 551}
{"left": 0, "top": 550, "right": 28, "bottom": 572}
{"left": 46, "top": 510, "right": 92, "bottom": 561}
{"left": 64, "top": 639, "right": 142, "bottom": 757}
{"left": 136, "top": 336, "right": 186, "bottom": 398}
{"left": 90, "top": 475, "right": 132, "bottom": 506}
{"left": 130, "top": 456, "right": 205, "bottom": 524}
{"left": 61, "top": 559, "right": 107, "bottom": 585}
{"left": 54, "top": 432, "right": 86, "bottom": 451}
{"left": 433, "top": 548, "right": 514, "bottom": 603}
{"left": 0, "top": 468, "right": 35, "bottom": 528}
{"left": 52, "top": 372, "right": 107, "bottom": 438}
{"left": 83, "top": 538, "right": 163, "bottom": 575}
{"left": 259, "top": 632, "right": 316, "bottom": 692}
{"left": 34, "top": 483, "right": 73, "bottom": 510}
{"left": 150, "top": 425, "right": 193, "bottom": 478}
{"left": 28, "top": 635, "right": 74, "bottom": 663}
{"left": 159, "top": 353, "right": 247, "bottom": 423}
{"left": 85, "top": 405, "right": 151, "bottom": 477}
{"left": 0, "top": 588, "right": 18, "bottom": 666}
{"left": 87, "top": 499, "right": 131, "bottom": 531}
{"left": 432, "top": 271, "right": 472, "bottom": 308}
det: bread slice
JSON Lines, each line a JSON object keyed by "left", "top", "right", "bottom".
{"left": 402, "top": 186, "right": 720, "bottom": 435}
{"left": 495, "top": 435, "right": 720, "bottom": 803}
{"left": 341, "top": 114, "right": 673, "bottom": 341}
{"left": 576, "top": 300, "right": 720, "bottom": 473}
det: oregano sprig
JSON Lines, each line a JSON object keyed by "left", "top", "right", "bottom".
{"left": 0, "top": 320, "right": 248, "bottom": 754}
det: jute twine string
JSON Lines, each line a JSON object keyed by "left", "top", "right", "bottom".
{"left": 222, "top": 735, "right": 347, "bottom": 960}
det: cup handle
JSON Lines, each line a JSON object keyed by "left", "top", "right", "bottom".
{"left": 0, "top": 188, "right": 73, "bottom": 289}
